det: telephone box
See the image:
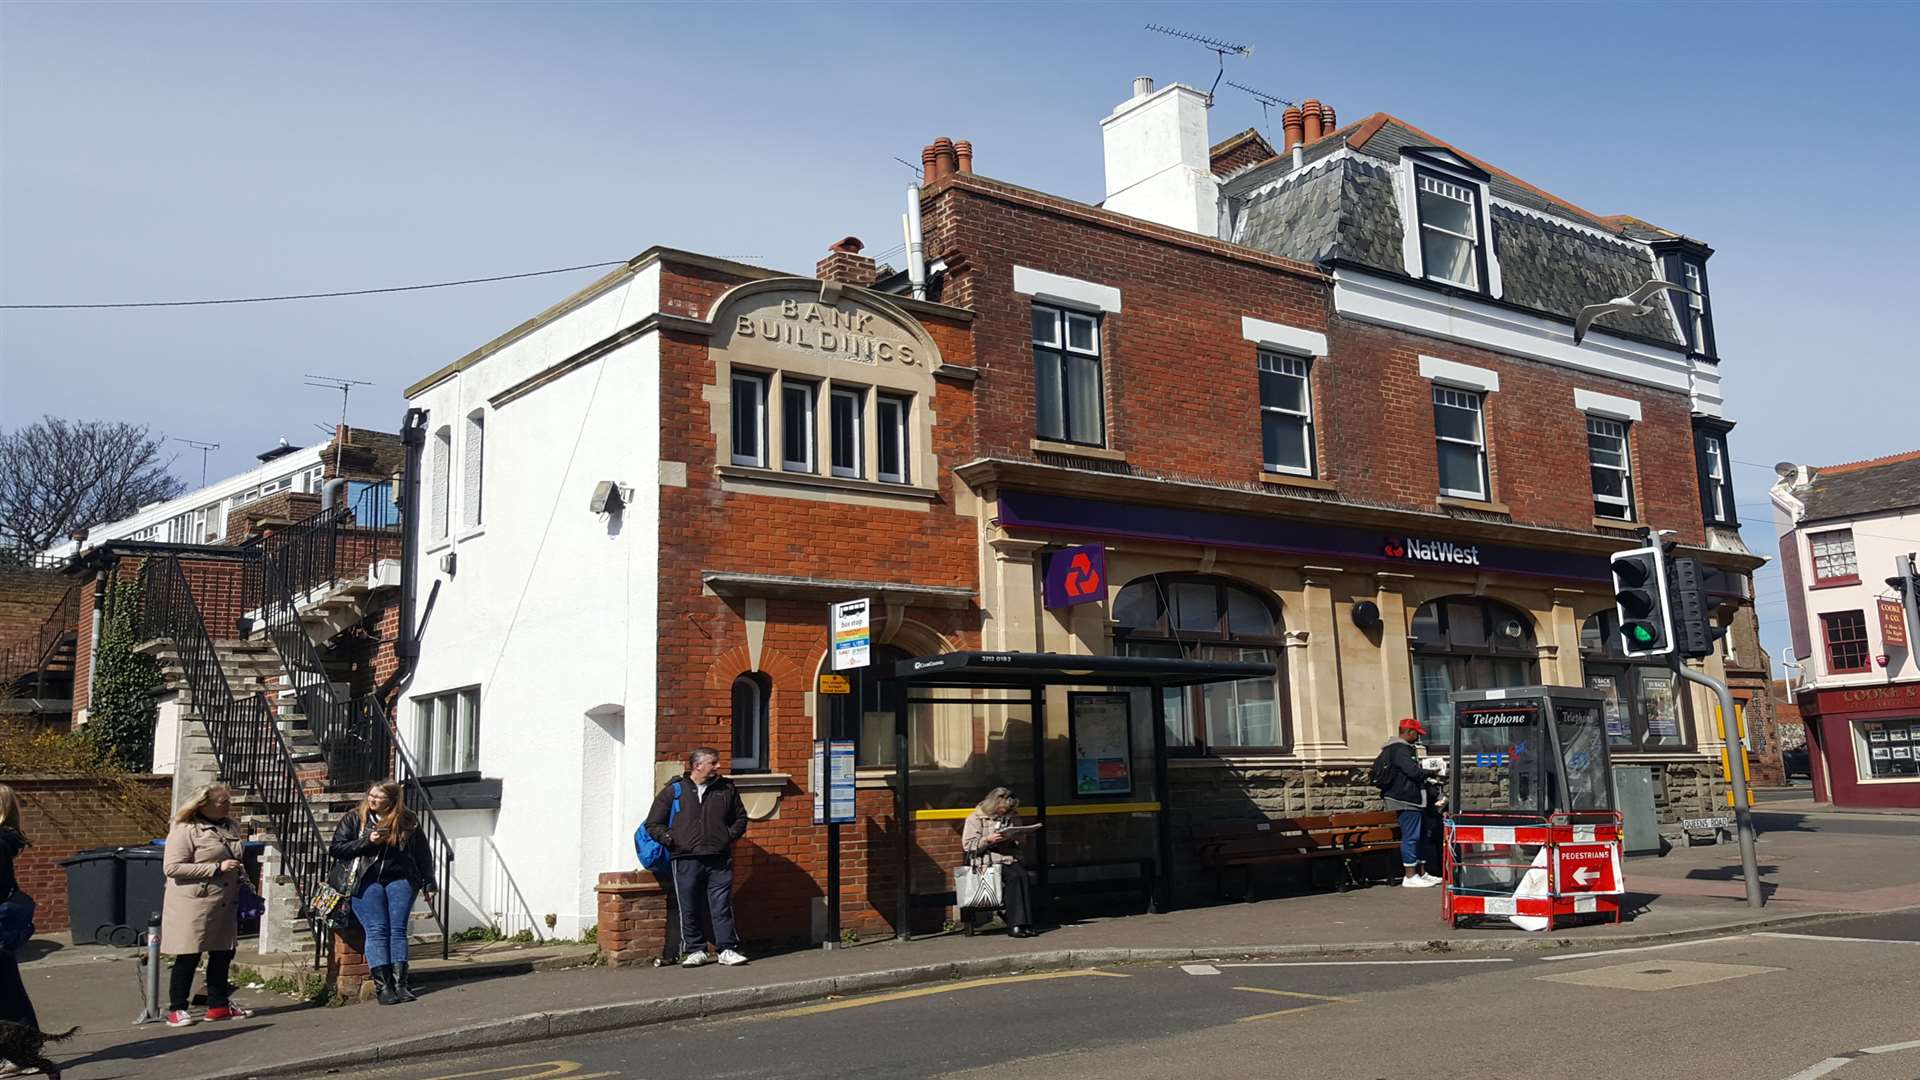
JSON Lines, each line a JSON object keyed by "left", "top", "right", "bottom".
{"left": 1441, "top": 686, "right": 1626, "bottom": 930}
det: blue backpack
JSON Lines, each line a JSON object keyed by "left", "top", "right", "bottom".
{"left": 634, "top": 781, "right": 682, "bottom": 872}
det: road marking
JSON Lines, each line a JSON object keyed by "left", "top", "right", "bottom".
{"left": 1538, "top": 933, "right": 1752, "bottom": 962}
{"left": 1755, "top": 932, "right": 1920, "bottom": 946}
{"left": 1231, "top": 985, "right": 1354, "bottom": 1024}
{"left": 1784, "top": 1060, "right": 1852, "bottom": 1080}
{"left": 1860, "top": 1038, "right": 1920, "bottom": 1054}
{"left": 747, "top": 969, "right": 1129, "bottom": 1021}
{"left": 1214, "top": 958, "right": 1512, "bottom": 968}
{"left": 416, "top": 1063, "right": 619, "bottom": 1080}
{"left": 1783, "top": 1039, "right": 1920, "bottom": 1080}
{"left": 1181, "top": 963, "right": 1221, "bottom": 975}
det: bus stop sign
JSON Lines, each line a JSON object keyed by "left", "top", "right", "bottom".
{"left": 1553, "top": 843, "right": 1623, "bottom": 894}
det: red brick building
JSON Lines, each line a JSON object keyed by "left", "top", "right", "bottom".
{"left": 400, "top": 82, "right": 1768, "bottom": 948}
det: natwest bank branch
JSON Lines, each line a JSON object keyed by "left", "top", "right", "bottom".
{"left": 1798, "top": 681, "right": 1920, "bottom": 808}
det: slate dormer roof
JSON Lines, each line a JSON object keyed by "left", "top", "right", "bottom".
{"left": 1219, "top": 113, "right": 1688, "bottom": 349}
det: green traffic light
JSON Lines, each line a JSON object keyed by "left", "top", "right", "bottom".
{"left": 1627, "top": 624, "right": 1655, "bottom": 644}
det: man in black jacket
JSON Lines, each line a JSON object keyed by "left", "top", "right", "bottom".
{"left": 645, "top": 747, "right": 749, "bottom": 967}
{"left": 1375, "top": 718, "right": 1444, "bottom": 888}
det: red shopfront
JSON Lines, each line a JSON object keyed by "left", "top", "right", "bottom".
{"left": 1800, "top": 681, "right": 1920, "bottom": 809}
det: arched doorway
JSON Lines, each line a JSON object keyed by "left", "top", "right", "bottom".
{"left": 1112, "top": 574, "right": 1288, "bottom": 754}
{"left": 1410, "top": 596, "right": 1540, "bottom": 746}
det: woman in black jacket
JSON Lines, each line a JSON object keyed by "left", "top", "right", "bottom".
{"left": 1, "top": 784, "right": 42, "bottom": 1036}
{"left": 329, "top": 780, "right": 436, "bottom": 1006}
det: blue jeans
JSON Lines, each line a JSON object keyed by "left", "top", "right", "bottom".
{"left": 352, "top": 878, "right": 417, "bottom": 968}
{"left": 1397, "top": 809, "right": 1424, "bottom": 868}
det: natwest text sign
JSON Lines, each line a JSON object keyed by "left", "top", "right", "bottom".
{"left": 1553, "top": 842, "right": 1623, "bottom": 894}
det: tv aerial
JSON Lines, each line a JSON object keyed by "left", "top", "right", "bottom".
{"left": 1145, "top": 24, "right": 1253, "bottom": 106}
{"left": 170, "top": 438, "right": 221, "bottom": 486}
{"left": 1224, "top": 80, "right": 1295, "bottom": 134}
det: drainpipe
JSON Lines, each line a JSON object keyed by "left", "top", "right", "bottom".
{"left": 904, "top": 182, "right": 927, "bottom": 301}
{"left": 382, "top": 407, "right": 429, "bottom": 702}
{"left": 81, "top": 566, "right": 106, "bottom": 724}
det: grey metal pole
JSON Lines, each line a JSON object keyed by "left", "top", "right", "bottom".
{"left": 1669, "top": 656, "right": 1763, "bottom": 909}
{"left": 134, "top": 915, "right": 164, "bottom": 1024}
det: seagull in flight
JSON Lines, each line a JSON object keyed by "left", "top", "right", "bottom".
{"left": 1573, "top": 280, "right": 1699, "bottom": 345}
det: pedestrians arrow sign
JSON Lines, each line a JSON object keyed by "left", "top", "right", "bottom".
{"left": 1572, "top": 866, "right": 1600, "bottom": 886}
{"left": 1554, "top": 842, "right": 1623, "bottom": 895}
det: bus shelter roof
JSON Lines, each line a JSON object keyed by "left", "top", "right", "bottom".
{"left": 887, "top": 651, "right": 1274, "bottom": 688}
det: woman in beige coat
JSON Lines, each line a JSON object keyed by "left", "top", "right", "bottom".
{"left": 161, "top": 785, "right": 252, "bottom": 1028}
{"left": 960, "top": 787, "right": 1039, "bottom": 938}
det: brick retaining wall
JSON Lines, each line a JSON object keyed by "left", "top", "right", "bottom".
{"left": 3, "top": 773, "right": 173, "bottom": 933}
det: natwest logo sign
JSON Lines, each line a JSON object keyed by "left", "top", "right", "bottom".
{"left": 1385, "top": 536, "right": 1482, "bottom": 567}
{"left": 1553, "top": 843, "right": 1623, "bottom": 895}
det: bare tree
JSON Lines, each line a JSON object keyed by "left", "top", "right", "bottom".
{"left": 0, "top": 417, "right": 187, "bottom": 551}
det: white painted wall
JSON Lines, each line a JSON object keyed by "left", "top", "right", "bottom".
{"left": 1100, "top": 81, "right": 1218, "bottom": 237}
{"left": 404, "top": 264, "right": 662, "bottom": 937}
{"left": 1777, "top": 503, "right": 1920, "bottom": 686}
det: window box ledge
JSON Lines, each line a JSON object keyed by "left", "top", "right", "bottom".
{"left": 1259, "top": 473, "right": 1338, "bottom": 493}
{"left": 1810, "top": 577, "right": 1862, "bottom": 590}
{"left": 1031, "top": 439, "right": 1127, "bottom": 463}
{"left": 457, "top": 525, "right": 487, "bottom": 543}
{"left": 730, "top": 771, "right": 793, "bottom": 821}
{"left": 715, "top": 464, "right": 939, "bottom": 502}
{"left": 1592, "top": 516, "right": 1645, "bottom": 531}
{"left": 1436, "top": 495, "right": 1511, "bottom": 515}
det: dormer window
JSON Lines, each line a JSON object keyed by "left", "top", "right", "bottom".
{"left": 1660, "top": 249, "right": 1717, "bottom": 358}
{"left": 1416, "top": 169, "right": 1485, "bottom": 290}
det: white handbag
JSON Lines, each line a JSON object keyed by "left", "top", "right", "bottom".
{"left": 954, "top": 863, "right": 1004, "bottom": 911}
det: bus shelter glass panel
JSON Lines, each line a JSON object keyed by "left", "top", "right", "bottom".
{"left": 896, "top": 690, "right": 1036, "bottom": 904}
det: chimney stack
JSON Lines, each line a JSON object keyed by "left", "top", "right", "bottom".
{"left": 954, "top": 140, "right": 973, "bottom": 174}
{"left": 1281, "top": 106, "right": 1304, "bottom": 151}
{"left": 1301, "top": 99, "right": 1324, "bottom": 144}
{"left": 816, "top": 236, "right": 878, "bottom": 287}
{"left": 1100, "top": 77, "right": 1219, "bottom": 237}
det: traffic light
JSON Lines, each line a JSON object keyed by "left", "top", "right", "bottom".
{"left": 1667, "top": 556, "right": 1715, "bottom": 659}
{"left": 1610, "top": 545, "right": 1672, "bottom": 656}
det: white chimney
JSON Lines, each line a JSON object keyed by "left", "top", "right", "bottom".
{"left": 1101, "top": 79, "right": 1217, "bottom": 237}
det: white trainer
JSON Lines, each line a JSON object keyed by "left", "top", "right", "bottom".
{"left": 1401, "top": 875, "right": 1439, "bottom": 888}
{"left": 1416, "top": 873, "right": 1444, "bottom": 886}
{"left": 681, "top": 950, "right": 715, "bottom": 967}
{"left": 716, "top": 948, "right": 749, "bottom": 966}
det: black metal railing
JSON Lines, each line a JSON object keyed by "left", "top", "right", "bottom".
{"left": 137, "top": 554, "right": 334, "bottom": 951}
{"left": 250, "top": 481, "right": 448, "bottom": 954}
{"left": 1, "top": 582, "right": 79, "bottom": 700}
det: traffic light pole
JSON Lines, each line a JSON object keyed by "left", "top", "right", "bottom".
{"left": 1667, "top": 655, "right": 1763, "bottom": 909}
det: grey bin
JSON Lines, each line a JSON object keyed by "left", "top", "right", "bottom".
{"left": 122, "top": 847, "right": 167, "bottom": 940}
{"left": 1614, "top": 766, "right": 1662, "bottom": 855}
{"left": 57, "top": 846, "right": 166, "bottom": 947}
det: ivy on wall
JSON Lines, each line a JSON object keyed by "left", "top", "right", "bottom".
{"left": 85, "top": 580, "right": 163, "bottom": 772}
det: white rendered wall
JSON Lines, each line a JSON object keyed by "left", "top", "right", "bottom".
{"left": 1101, "top": 82, "right": 1218, "bottom": 237}
{"left": 404, "top": 263, "right": 661, "bottom": 938}
{"left": 1786, "top": 506, "right": 1920, "bottom": 686}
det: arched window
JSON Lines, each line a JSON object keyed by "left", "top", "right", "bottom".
{"left": 1113, "top": 574, "right": 1287, "bottom": 754}
{"left": 1581, "top": 611, "right": 1690, "bottom": 750}
{"left": 430, "top": 426, "right": 452, "bottom": 542}
{"left": 731, "top": 672, "right": 770, "bottom": 773}
{"left": 462, "top": 410, "right": 485, "bottom": 530}
{"left": 1410, "top": 596, "right": 1539, "bottom": 746}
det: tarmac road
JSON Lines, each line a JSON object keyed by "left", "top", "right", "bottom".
{"left": 324, "top": 911, "right": 1920, "bottom": 1080}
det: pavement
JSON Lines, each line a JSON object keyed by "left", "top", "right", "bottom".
{"left": 15, "top": 804, "right": 1918, "bottom": 1080}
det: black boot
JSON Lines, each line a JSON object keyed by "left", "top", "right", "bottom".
{"left": 393, "top": 962, "right": 419, "bottom": 1002}
{"left": 372, "top": 965, "right": 402, "bottom": 1006}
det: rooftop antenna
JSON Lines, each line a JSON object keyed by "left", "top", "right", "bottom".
{"left": 171, "top": 438, "right": 221, "bottom": 486}
{"left": 1145, "top": 23, "right": 1253, "bottom": 105}
{"left": 892, "top": 156, "right": 925, "bottom": 178}
{"left": 1224, "top": 79, "right": 1295, "bottom": 135}
{"left": 304, "top": 373, "right": 372, "bottom": 479}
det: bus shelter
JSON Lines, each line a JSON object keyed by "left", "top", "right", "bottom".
{"left": 882, "top": 651, "right": 1274, "bottom": 939}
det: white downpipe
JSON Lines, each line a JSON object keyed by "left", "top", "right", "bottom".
{"left": 904, "top": 183, "right": 927, "bottom": 301}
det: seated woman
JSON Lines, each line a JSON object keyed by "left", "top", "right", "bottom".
{"left": 960, "top": 787, "right": 1038, "bottom": 938}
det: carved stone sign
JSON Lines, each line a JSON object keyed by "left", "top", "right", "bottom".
{"left": 714, "top": 286, "right": 931, "bottom": 372}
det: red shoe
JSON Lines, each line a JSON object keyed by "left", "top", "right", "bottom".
{"left": 164, "top": 1010, "right": 197, "bottom": 1027}
{"left": 204, "top": 1005, "right": 254, "bottom": 1021}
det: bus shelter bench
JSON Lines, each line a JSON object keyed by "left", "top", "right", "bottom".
{"left": 960, "top": 857, "right": 1154, "bottom": 935}
{"left": 1190, "top": 812, "right": 1400, "bottom": 901}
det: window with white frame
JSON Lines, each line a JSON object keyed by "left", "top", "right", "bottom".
{"left": 730, "top": 371, "right": 769, "bottom": 467}
{"left": 876, "top": 393, "right": 910, "bottom": 484}
{"left": 730, "top": 672, "right": 769, "bottom": 773}
{"left": 780, "top": 378, "right": 816, "bottom": 473}
{"left": 1809, "top": 529, "right": 1858, "bottom": 585}
{"left": 462, "top": 410, "right": 485, "bottom": 530}
{"left": 1432, "top": 386, "right": 1489, "bottom": 499}
{"left": 830, "top": 386, "right": 865, "bottom": 478}
{"left": 1698, "top": 430, "right": 1733, "bottom": 525}
{"left": 412, "top": 687, "right": 480, "bottom": 776}
{"left": 1031, "top": 304, "right": 1105, "bottom": 446}
{"left": 430, "top": 426, "right": 451, "bottom": 541}
{"left": 1416, "top": 170, "right": 1483, "bottom": 290}
{"left": 1258, "top": 351, "right": 1315, "bottom": 476}
{"left": 1587, "top": 416, "right": 1635, "bottom": 520}
{"left": 202, "top": 501, "right": 224, "bottom": 541}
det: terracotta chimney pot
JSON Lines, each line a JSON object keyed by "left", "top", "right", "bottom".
{"left": 1301, "top": 99, "right": 1323, "bottom": 144}
{"left": 1319, "top": 103, "right": 1336, "bottom": 133}
{"left": 954, "top": 140, "right": 973, "bottom": 175}
{"left": 932, "top": 137, "right": 957, "bottom": 180}
{"left": 1281, "top": 106, "right": 1304, "bottom": 152}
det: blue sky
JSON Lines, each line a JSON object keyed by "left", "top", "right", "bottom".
{"left": 4, "top": 1, "right": 1917, "bottom": 671}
